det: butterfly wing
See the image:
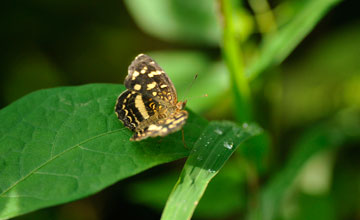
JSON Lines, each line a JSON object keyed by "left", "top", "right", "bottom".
{"left": 124, "top": 54, "right": 178, "bottom": 106}
{"left": 115, "top": 90, "right": 157, "bottom": 131}
{"left": 131, "top": 109, "right": 188, "bottom": 141}
{"left": 115, "top": 90, "right": 188, "bottom": 141}
{"left": 115, "top": 53, "right": 188, "bottom": 141}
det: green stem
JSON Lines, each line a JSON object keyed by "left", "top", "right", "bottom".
{"left": 221, "top": 0, "right": 252, "bottom": 122}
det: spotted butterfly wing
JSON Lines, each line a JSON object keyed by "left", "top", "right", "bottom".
{"left": 115, "top": 54, "right": 188, "bottom": 141}
{"left": 125, "top": 54, "right": 178, "bottom": 106}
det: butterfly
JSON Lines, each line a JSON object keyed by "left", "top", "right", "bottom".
{"left": 115, "top": 54, "right": 188, "bottom": 141}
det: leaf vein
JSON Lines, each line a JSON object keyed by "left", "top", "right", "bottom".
{"left": 0, "top": 128, "right": 126, "bottom": 197}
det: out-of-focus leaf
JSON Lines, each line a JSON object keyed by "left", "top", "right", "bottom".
{"left": 273, "top": 24, "right": 360, "bottom": 128}
{"left": 331, "top": 145, "right": 360, "bottom": 219}
{"left": 233, "top": 7, "right": 255, "bottom": 43}
{"left": 127, "top": 172, "right": 178, "bottom": 211}
{"left": 277, "top": 151, "right": 337, "bottom": 220}
{"left": 2, "top": 52, "right": 66, "bottom": 104}
{"left": 192, "top": 159, "right": 247, "bottom": 218}
{"left": 283, "top": 193, "right": 336, "bottom": 220}
{"left": 161, "top": 121, "right": 262, "bottom": 220}
{"left": 246, "top": 0, "right": 343, "bottom": 80}
{"left": 238, "top": 131, "right": 270, "bottom": 174}
{"left": 0, "top": 84, "right": 208, "bottom": 219}
{"left": 124, "top": 0, "right": 221, "bottom": 45}
{"left": 248, "top": 109, "right": 360, "bottom": 220}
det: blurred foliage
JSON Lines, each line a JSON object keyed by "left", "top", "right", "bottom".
{"left": 124, "top": 0, "right": 221, "bottom": 45}
{"left": 1, "top": 0, "right": 359, "bottom": 219}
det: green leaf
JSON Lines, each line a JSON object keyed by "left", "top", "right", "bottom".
{"left": 254, "top": 128, "right": 340, "bottom": 220}
{"left": 237, "top": 132, "right": 271, "bottom": 174}
{"left": 161, "top": 121, "right": 262, "bottom": 220}
{"left": 273, "top": 25, "right": 360, "bottom": 128}
{"left": 124, "top": 0, "right": 221, "bottom": 45}
{"left": 192, "top": 160, "right": 247, "bottom": 218}
{"left": 0, "top": 84, "right": 208, "bottom": 219}
{"left": 246, "top": 0, "right": 343, "bottom": 79}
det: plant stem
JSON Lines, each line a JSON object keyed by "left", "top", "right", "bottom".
{"left": 221, "top": 0, "right": 252, "bottom": 122}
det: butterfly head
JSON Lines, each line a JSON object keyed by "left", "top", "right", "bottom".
{"left": 176, "top": 100, "right": 187, "bottom": 110}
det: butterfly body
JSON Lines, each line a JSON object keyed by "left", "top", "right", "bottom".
{"left": 115, "top": 54, "right": 188, "bottom": 141}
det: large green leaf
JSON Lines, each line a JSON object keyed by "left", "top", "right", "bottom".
{"left": 161, "top": 121, "right": 262, "bottom": 220}
{"left": 0, "top": 84, "right": 208, "bottom": 219}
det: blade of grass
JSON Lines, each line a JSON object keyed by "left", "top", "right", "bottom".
{"left": 161, "top": 121, "right": 262, "bottom": 220}
{"left": 246, "top": 0, "right": 343, "bottom": 80}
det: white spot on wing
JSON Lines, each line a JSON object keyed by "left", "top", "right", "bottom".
{"left": 132, "top": 71, "right": 140, "bottom": 80}
{"left": 148, "top": 70, "right": 162, "bottom": 77}
{"left": 140, "top": 66, "right": 148, "bottom": 74}
{"left": 134, "top": 84, "right": 141, "bottom": 90}
{"left": 148, "top": 124, "right": 161, "bottom": 131}
{"left": 147, "top": 82, "right": 157, "bottom": 90}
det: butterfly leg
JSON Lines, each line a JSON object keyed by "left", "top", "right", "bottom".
{"left": 182, "top": 128, "right": 189, "bottom": 150}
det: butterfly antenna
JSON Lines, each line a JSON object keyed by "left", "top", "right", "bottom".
{"left": 182, "top": 74, "right": 198, "bottom": 101}
{"left": 186, "top": 93, "right": 208, "bottom": 100}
